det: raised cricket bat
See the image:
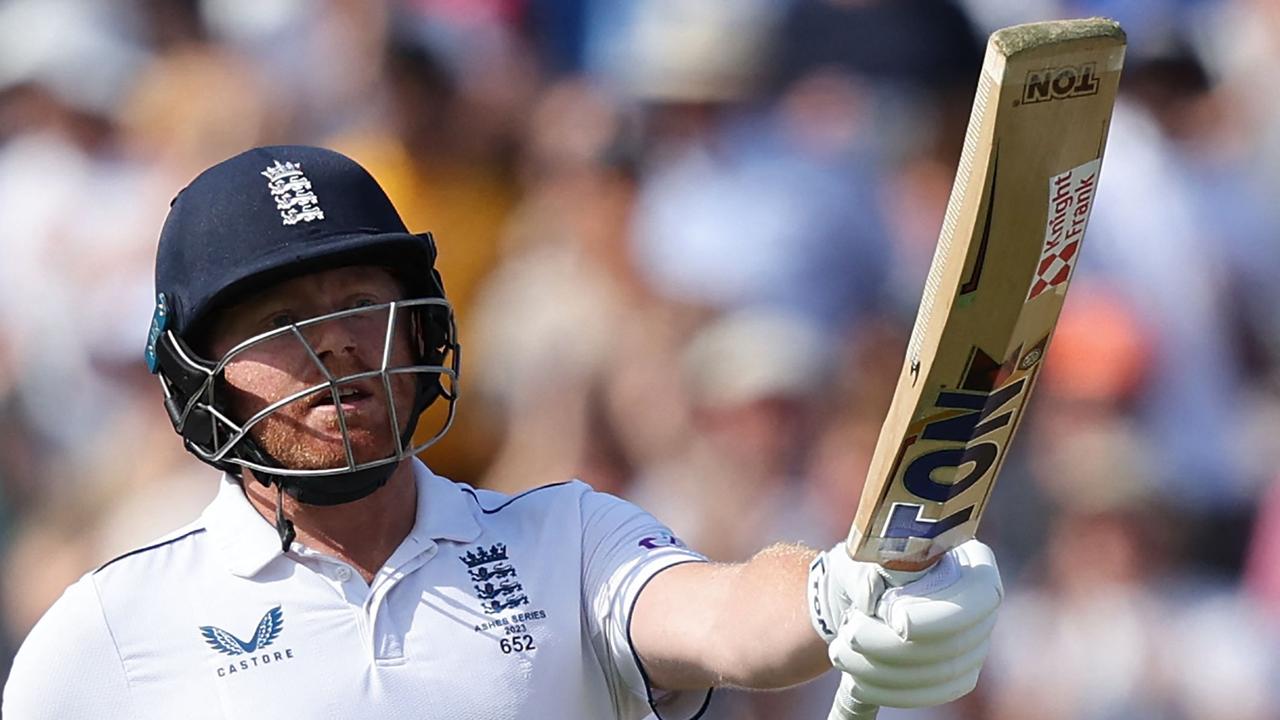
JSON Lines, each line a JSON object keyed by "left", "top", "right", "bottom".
{"left": 831, "top": 17, "right": 1126, "bottom": 720}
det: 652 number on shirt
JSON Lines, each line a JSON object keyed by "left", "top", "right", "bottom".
{"left": 499, "top": 624, "right": 536, "bottom": 654}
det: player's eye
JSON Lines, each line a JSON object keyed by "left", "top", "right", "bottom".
{"left": 350, "top": 298, "right": 377, "bottom": 309}
{"left": 267, "top": 312, "right": 296, "bottom": 329}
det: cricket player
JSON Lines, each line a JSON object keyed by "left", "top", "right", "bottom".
{"left": 2, "top": 146, "right": 1002, "bottom": 719}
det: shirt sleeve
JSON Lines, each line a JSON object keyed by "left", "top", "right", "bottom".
{"left": 3, "top": 576, "right": 135, "bottom": 719}
{"left": 580, "top": 487, "right": 712, "bottom": 720}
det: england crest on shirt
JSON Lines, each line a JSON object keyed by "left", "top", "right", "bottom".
{"left": 460, "top": 543, "right": 529, "bottom": 615}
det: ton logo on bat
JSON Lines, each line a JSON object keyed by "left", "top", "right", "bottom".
{"left": 883, "top": 371, "right": 1030, "bottom": 542}
{"left": 1022, "top": 63, "right": 1099, "bottom": 104}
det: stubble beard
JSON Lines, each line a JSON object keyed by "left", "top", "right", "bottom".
{"left": 244, "top": 379, "right": 417, "bottom": 471}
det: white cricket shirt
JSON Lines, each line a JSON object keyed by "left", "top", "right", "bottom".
{"left": 3, "top": 460, "right": 713, "bottom": 719}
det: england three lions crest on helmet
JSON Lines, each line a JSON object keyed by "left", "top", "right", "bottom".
{"left": 261, "top": 160, "right": 325, "bottom": 225}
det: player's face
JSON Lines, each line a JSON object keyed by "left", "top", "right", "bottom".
{"left": 206, "top": 266, "right": 419, "bottom": 471}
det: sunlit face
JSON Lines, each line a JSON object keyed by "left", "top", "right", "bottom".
{"left": 205, "top": 266, "right": 419, "bottom": 471}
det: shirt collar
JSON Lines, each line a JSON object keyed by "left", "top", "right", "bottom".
{"left": 203, "top": 458, "right": 483, "bottom": 578}
{"left": 408, "top": 460, "right": 483, "bottom": 546}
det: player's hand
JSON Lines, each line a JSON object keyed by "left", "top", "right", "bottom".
{"left": 807, "top": 540, "right": 1002, "bottom": 708}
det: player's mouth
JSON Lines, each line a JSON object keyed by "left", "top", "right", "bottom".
{"left": 305, "top": 382, "right": 379, "bottom": 415}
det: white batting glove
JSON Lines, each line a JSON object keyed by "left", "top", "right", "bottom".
{"left": 807, "top": 539, "right": 1003, "bottom": 708}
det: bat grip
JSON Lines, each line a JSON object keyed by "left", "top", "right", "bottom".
{"left": 828, "top": 673, "right": 881, "bottom": 719}
{"left": 826, "top": 560, "right": 933, "bottom": 720}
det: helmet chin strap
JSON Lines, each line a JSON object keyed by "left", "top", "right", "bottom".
{"left": 243, "top": 448, "right": 394, "bottom": 548}
{"left": 243, "top": 379, "right": 436, "bottom": 551}
{"left": 258, "top": 462, "right": 400, "bottom": 505}
{"left": 243, "top": 441, "right": 405, "bottom": 552}
{"left": 274, "top": 483, "right": 296, "bottom": 552}
{"left": 247, "top": 455, "right": 399, "bottom": 552}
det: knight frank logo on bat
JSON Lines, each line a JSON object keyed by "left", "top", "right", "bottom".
{"left": 1028, "top": 158, "right": 1101, "bottom": 300}
{"left": 1022, "top": 63, "right": 1099, "bottom": 104}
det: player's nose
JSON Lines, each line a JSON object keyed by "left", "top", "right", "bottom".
{"left": 303, "top": 315, "right": 361, "bottom": 362}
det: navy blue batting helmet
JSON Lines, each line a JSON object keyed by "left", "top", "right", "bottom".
{"left": 145, "top": 146, "right": 459, "bottom": 534}
{"left": 152, "top": 145, "right": 444, "bottom": 341}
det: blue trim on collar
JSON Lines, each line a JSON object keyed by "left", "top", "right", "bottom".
{"left": 460, "top": 482, "right": 575, "bottom": 514}
{"left": 94, "top": 528, "right": 208, "bottom": 574}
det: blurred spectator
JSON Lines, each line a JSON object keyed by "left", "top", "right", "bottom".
{"left": 467, "top": 78, "right": 679, "bottom": 496}
{"left": 612, "top": 0, "right": 913, "bottom": 336}
{"left": 1070, "top": 29, "right": 1262, "bottom": 527}
{"left": 774, "top": 0, "right": 983, "bottom": 94}
{"left": 984, "top": 430, "right": 1280, "bottom": 719}
{"left": 631, "top": 310, "right": 835, "bottom": 560}
{"left": 585, "top": 0, "right": 779, "bottom": 105}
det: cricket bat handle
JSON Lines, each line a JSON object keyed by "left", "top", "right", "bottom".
{"left": 828, "top": 675, "right": 880, "bottom": 720}
{"left": 827, "top": 559, "right": 933, "bottom": 720}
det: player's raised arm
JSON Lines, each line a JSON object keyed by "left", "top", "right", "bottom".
{"left": 628, "top": 538, "right": 1002, "bottom": 700}
{"left": 628, "top": 543, "right": 826, "bottom": 691}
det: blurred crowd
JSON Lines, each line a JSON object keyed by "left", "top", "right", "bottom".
{"left": 2, "top": 0, "right": 1280, "bottom": 717}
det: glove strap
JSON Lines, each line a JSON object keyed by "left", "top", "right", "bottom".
{"left": 807, "top": 551, "right": 841, "bottom": 642}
